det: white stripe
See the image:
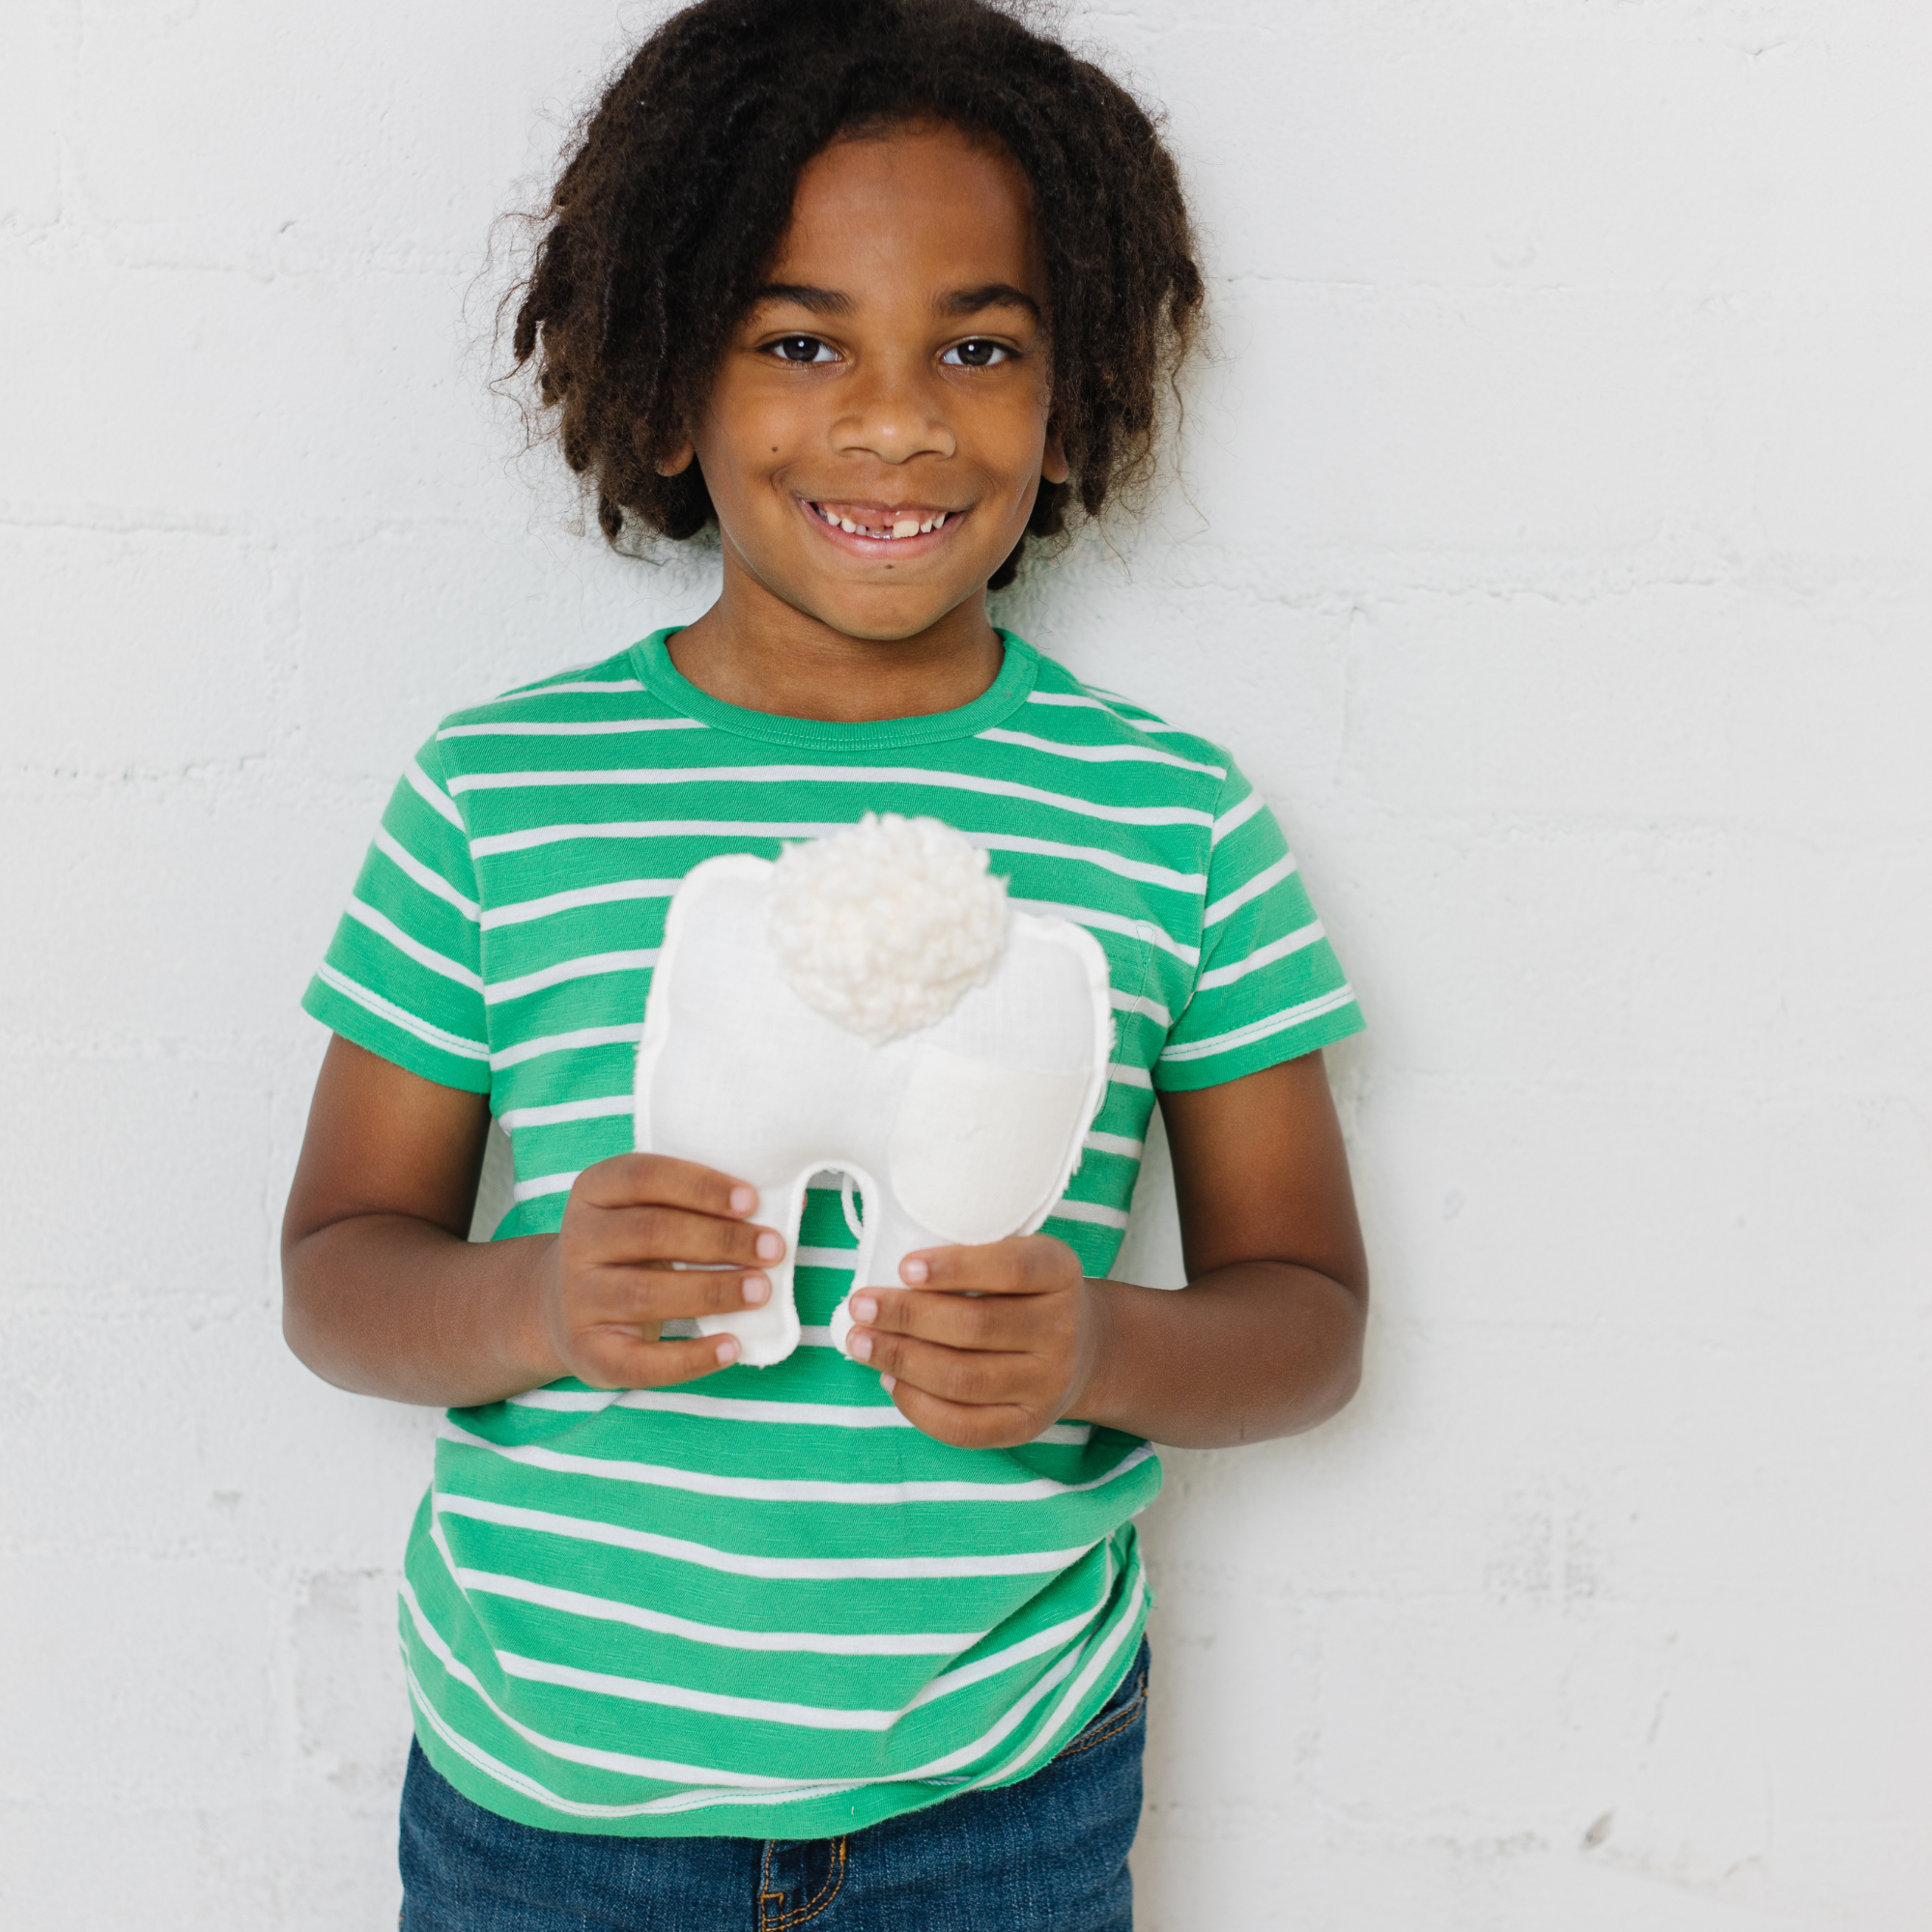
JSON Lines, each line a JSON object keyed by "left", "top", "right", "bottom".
{"left": 1026, "top": 691, "right": 1165, "bottom": 724}
{"left": 476, "top": 678, "right": 646, "bottom": 702}
{"left": 453, "top": 1564, "right": 979, "bottom": 1656}
{"left": 507, "top": 1385, "right": 1092, "bottom": 1446}
{"left": 497, "top": 1652, "right": 908, "bottom": 1731}
{"left": 474, "top": 819, "right": 854, "bottom": 859}
{"left": 1211, "top": 788, "right": 1266, "bottom": 846}
{"left": 1196, "top": 920, "right": 1326, "bottom": 991}
{"left": 1158, "top": 984, "right": 1359, "bottom": 1065}
{"left": 1082, "top": 1130, "right": 1145, "bottom": 1159}
{"left": 375, "top": 828, "right": 479, "bottom": 921}
{"left": 1025, "top": 692, "right": 1195, "bottom": 733}
{"left": 1046, "top": 1200, "right": 1131, "bottom": 1231}
{"left": 1109, "top": 988, "right": 1172, "bottom": 1028}
{"left": 344, "top": 897, "right": 484, "bottom": 991}
{"left": 446, "top": 765, "right": 1214, "bottom": 831}
{"left": 976, "top": 727, "right": 1224, "bottom": 780}
{"left": 907, "top": 1608, "right": 1105, "bottom": 1713}
{"left": 313, "top": 962, "right": 490, "bottom": 1062}
{"left": 440, "top": 1420, "right": 1155, "bottom": 1507}
{"left": 481, "top": 878, "right": 682, "bottom": 931}
{"left": 1203, "top": 852, "right": 1299, "bottom": 927}
{"left": 405, "top": 758, "right": 466, "bottom": 829}
{"left": 498, "top": 1094, "right": 634, "bottom": 1131}
{"left": 486, "top": 948, "right": 659, "bottom": 1007}
{"left": 969, "top": 831, "right": 1202, "bottom": 894}
{"left": 1010, "top": 899, "right": 1200, "bottom": 966}
{"left": 490, "top": 1023, "right": 642, "bottom": 1071}
{"left": 793, "top": 1244, "right": 858, "bottom": 1272}
{"left": 1107, "top": 1062, "right": 1154, "bottom": 1090}
{"left": 433, "top": 1492, "right": 1098, "bottom": 1579}
{"left": 440, "top": 718, "right": 703, "bottom": 738}
{"left": 511, "top": 1170, "right": 579, "bottom": 1205}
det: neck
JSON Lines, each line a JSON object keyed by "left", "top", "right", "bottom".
{"left": 667, "top": 554, "right": 1004, "bottom": 724}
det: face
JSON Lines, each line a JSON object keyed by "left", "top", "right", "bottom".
{"left": 670, "top": 121, "right": 1067, "bottom": 643}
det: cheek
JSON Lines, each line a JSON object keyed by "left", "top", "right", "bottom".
{"left": 694, "top": 384, "right": 796, "bottom": 488}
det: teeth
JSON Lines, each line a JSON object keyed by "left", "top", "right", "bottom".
{"left": 813, "top": 504, "right": 952, "bottom": 538}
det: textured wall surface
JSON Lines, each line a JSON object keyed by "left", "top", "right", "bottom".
{"left": 5, "top": 2, "right": 1929, "bottom": 1925}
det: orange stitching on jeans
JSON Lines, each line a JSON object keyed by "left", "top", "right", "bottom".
{"left": 757, "top": 1839, "right": 780, "bottom": 1931}
{"left": 768, "top": 1836, "right": 848, "bottom": 1930}
{"left": 1056, "top": 1674, "right": 1148, "bottom": 1759}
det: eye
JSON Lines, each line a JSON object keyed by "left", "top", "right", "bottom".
{"left": 942, "top": 339, "right": 1011, "bottom": 368}
{"left": 767, "top": 334, "right": 838, "bottom": 364}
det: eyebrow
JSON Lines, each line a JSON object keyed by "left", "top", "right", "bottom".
{"left": 938, "top": 283, "right": 1040, "bottom": 322}
{"left": 749, "top": 283, "right": 854, "bottom": 316}
{"left": 747, "top": 282, "right": 1041, "bottom": 323}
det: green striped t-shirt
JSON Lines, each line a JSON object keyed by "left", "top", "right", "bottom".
{"left": 302, "top": 628, "right": 1363, "bottom": 1838}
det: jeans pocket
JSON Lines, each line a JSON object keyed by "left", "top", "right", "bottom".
{"left": 1054, "top": 1641, "right": 1150, "bottom": 1760}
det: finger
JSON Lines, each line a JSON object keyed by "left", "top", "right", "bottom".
{"left": 574, "top": 1152, "right": 762, "bottom": 1220}
{"left": 582, "top": 1264, "right": 777, "bottom": 1324}
{"left": 579, "top": 1204, "right": 785, "bottom": 1271}
{"left": 897, "top": 1235, "right": 1074, "bottom": 1293}
{"left": 846, "top": 1287, "right": 1044, "bottom": 1351}
{"left": 569, "top": 1328, "right": 745, "bottom": 1392}
{"left": 847, "top": 1327, "right": 1045, "bottom": 1409}
{"left": 887, "top": 1378, "right": 1042, "bottom": 1452}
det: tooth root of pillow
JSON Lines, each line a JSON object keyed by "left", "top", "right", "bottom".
{"left": 633, "top": 827, "right": 1113, "bottom": 1369}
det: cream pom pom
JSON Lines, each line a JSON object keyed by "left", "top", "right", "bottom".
{"left": 766, "top": 813, "right": 1009, "bottom": 1043}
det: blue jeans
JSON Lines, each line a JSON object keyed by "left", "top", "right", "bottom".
{"left": 399, "top": 1641, "right": 1148, "bottom": 1932}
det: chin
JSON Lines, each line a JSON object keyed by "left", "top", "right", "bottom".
{"left": 799, "top": 588, "right": 974, "bottom": 643}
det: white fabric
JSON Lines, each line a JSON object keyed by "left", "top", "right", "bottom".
{"left": 633, "top": 822, "right": 1113, "bottom": 1367}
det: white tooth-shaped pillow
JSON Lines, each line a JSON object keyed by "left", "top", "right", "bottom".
{"left": 633, "top": 814, "right": 1113, "bottom": 1367}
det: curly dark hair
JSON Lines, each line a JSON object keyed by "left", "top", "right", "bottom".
{"left": 509, "top": 0, "right": 1204, "bottom": 589}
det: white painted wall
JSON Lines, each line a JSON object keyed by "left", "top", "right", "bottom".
{"left": 5, "top": 2, "right": 1927, "bottom": 1924}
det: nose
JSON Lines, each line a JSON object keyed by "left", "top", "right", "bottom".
{"left": 829, "top": 355, "right": 956, "bottom": 466}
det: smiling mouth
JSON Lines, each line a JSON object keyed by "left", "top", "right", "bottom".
{"left": 806, "top": 499, "right": 957, "bottom": 542}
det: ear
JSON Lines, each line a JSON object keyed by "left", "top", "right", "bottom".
{"left": 1041, "top": 427, "right": 1069, "bottom": 488}
{"left": 655, "top": 438, "right": 696, "bottom": 478}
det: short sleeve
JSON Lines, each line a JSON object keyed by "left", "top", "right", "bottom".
{"left": 1155, "top": 760, "right": 1364, "bottom": 1093}
{"left": 300, "top": 734, "right": 492, "bottom": 1093}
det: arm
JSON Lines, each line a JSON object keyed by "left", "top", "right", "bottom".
{"left": 843, "top": 1051, "right": 1368, "bottom": 1450}
{"left": 281, "top": 1035, "right": 783, "bottom": 1406}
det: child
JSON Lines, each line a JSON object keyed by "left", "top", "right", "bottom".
{"left": 282, "top": 1, "right": 1369, "bottom": 1925}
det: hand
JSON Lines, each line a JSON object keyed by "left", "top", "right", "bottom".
{"left": 844, "top": 1236, "right": 1102, "bottom": 1449}
{"left": 534, "top": 1154, "right": 784, "bottom": 1389}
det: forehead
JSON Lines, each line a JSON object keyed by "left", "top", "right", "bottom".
{"left": 770, "top": 123, "right": 1042, "bottom": 298}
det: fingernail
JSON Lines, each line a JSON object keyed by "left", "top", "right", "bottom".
{"left": 849, "top": 1332, "right": 872, "bottom": 1362}
{"left": 729, "top": 1185, "right": 755, "bottom": 1214}
{"left": 742, "top": 1274, "right": 770, "bottom": 1305}
{"left": 755, "top": 1231, "right": 784, "bottom": 1262}
{"left": 880, "top": 1375, "right": 896, "bottom": 1393}
{"left": 902, "top": 1258, "right": 929, "bottom": 1285}
{"left": 715, "top": 1338, "right": 739, "bottom": 1364}
{"left": 850, "top": 1294, "right": 877, "bottom": 1322}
